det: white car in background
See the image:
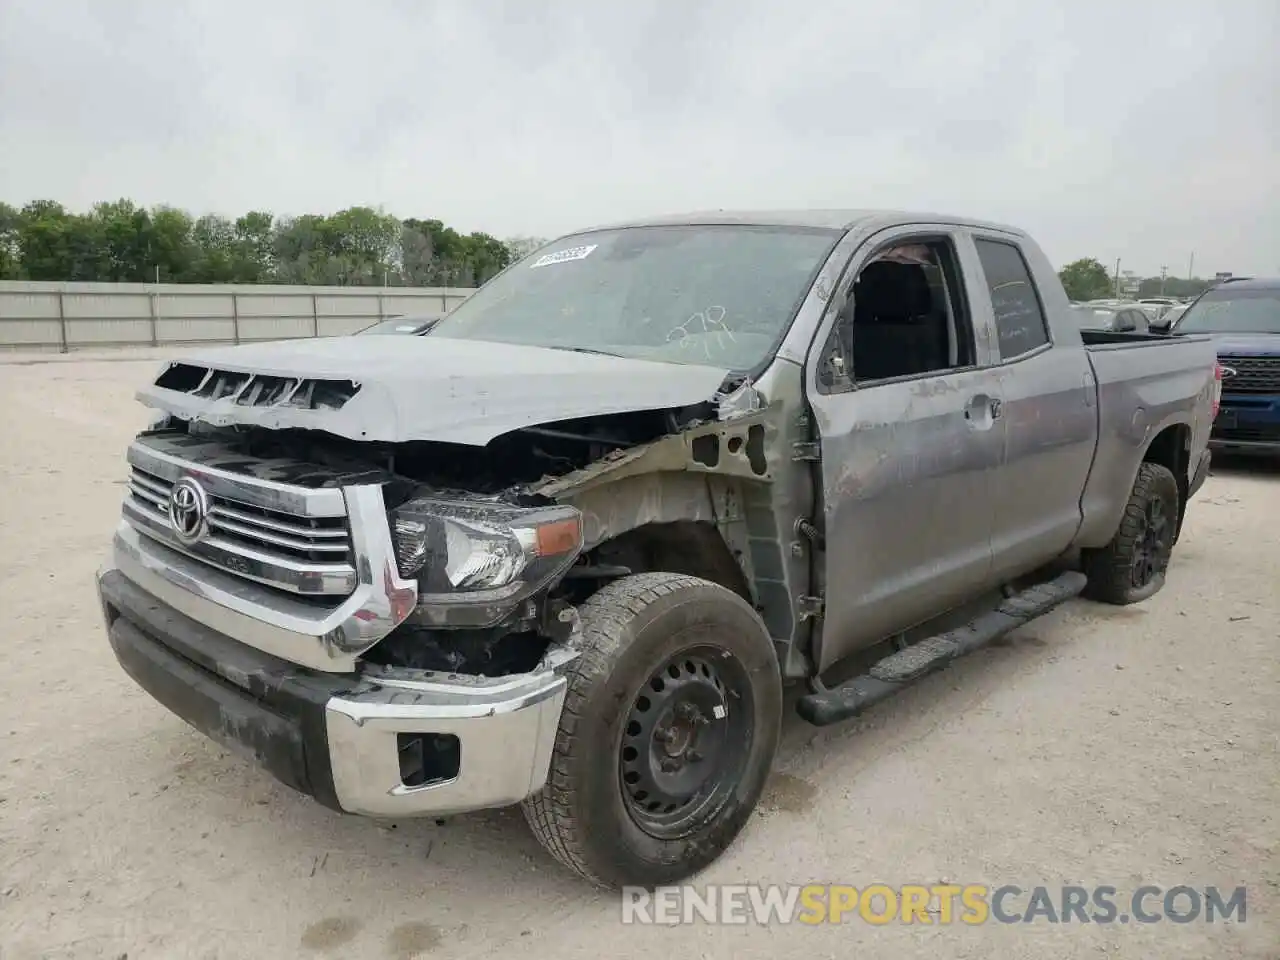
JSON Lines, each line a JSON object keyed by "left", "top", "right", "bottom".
{"left": 1138, "top": 298, "right": 1181, "bottom": 322}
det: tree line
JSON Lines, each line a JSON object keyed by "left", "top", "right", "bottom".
{"left": 1058, "top": 258, "right": 1216, "bottom": 302}
{"left": 0, "top": 205, "right": 1226, "bottom": 302}
{"left": 0, "top": 199, "right": 551, "bottom": 287}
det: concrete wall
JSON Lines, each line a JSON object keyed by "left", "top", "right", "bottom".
{"left": 0, "top": 281, "right": 476, "bottom": 353}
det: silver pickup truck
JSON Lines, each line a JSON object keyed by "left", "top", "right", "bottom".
{"left": 97, "top": 210, "right": 1220, "bottom": 889}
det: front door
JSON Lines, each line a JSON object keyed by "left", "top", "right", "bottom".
{"left": 806, "top": 228, "right": 1006, "bottom": 673}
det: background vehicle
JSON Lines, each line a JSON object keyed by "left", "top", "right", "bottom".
{"left": 97, "top": 211, "right": 1218, "bottom": 889}
{"left": 1138, "top": 297, "right": 1181, "bottom": 322}
{"left": 1070, "top": 303, "right": 1151, "bottom": 333}
{"left": 1166, "top": 277, "right": 1280, "bottom": 453}
{"left": 1153, "top": 302, "right": 1189, "bottom": 330}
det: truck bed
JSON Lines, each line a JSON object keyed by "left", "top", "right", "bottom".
{"left": 1074, "top": 330, "right": 1218, "bottom": 549}
{"left": 1080, "top": 329, "right": 1179, "bottom": 348}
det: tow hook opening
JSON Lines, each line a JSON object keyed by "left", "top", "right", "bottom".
{"left": 397, "top": 733, "right": 461, "bottom": 788}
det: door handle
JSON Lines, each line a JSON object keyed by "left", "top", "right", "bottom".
{"left": 964, "top": 394, "right": 1002, "bottom": 423}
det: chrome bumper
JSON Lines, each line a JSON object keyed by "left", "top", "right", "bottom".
{"left": 326, "top": 656, "right": 572, "bottom": 817}
{"left": 99, "top": 559, "right": 576, "bottom": 818}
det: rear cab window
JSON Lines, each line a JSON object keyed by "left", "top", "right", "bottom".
{"left": 973, "top": 238, "right": 1052, "bottom": 360}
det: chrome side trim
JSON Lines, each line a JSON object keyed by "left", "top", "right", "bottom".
{"left": 110, "top": 483, "right": 417, "bottom": 672}
{"left": 127, "top": 438, "right": 347, "bottom": 518}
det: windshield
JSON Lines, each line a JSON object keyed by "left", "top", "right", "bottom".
{"left": 426, "top": 224, "right": 841, "bottom": 369}
{"left": 1175, "top": 287, "right": 1280, "bottom": 334}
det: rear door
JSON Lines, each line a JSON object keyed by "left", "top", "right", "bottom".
{"left": 965, "top": 233, "right": 1099, "bottom": 581}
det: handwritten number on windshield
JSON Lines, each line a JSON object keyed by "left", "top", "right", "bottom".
{"left": 665, "top": 306, "right": 736, "bottom": 360}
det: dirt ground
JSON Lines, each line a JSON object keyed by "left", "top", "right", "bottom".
{"left": 0, "top": 350, "right": 1276, "bottom": 960}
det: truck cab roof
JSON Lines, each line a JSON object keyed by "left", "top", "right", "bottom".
{"left": 572, "top": 208, "right": 1026, "bottom": 237}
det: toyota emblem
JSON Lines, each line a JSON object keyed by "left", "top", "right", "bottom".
{"left": 168, "top": 476, "right": 210, "bottom": 545}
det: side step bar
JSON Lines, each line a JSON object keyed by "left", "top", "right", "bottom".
{"left": 796, "top": 570, "right": 1088, "bottom": 727}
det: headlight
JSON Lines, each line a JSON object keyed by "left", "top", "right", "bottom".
{"left": 390, "top": 497, "right": 584, "bottom": 606}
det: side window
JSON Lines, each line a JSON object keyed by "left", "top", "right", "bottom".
{"left": 819, "top": 236, "right": 976, "bottom": 389}
{"left": 973, "top": 238, "right": 1050, "bottom": 360}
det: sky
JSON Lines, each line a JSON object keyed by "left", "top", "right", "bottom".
{"left": 1, "top": 0, "right": 1277, "bottom": 278}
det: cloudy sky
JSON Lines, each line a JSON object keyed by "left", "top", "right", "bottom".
{"left": 1, "top": 0, "right": 1276, "bottom": 277}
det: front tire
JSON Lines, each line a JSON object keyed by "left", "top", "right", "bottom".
{"left": 1083, "top": 462, "right": 1180, "bottom": 605}
{"left": 522, "top": 572, "right": 782, "bottom": 889}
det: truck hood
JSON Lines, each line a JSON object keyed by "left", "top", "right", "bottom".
{"left": 137, "top": 336, "right": 732, "bottom": 445}
{"left": 1202, "top": 332, "right": 1280, "bottom": 356}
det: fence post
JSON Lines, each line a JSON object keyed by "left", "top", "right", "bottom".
{"left": 311, "top": 294, "right": 319, "bottom": 338}
{"left": 148, "top": 290, "right": 159, "bottom": 346}
{"left": 232, "top": 292, "right": 240, "bottom": 344}
{"left": 57, "top": 290, "right": 68, "bottom": 353}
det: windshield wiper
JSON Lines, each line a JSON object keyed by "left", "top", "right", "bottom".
{"left": 543, "top": 345, "right": 625, "bottom": 358}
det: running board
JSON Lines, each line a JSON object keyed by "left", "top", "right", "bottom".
{"left": 796, "top": 570, "right": 1088, "bottom": 727}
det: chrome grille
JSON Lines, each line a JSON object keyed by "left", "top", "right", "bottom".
{"left": 1219, "top": 355, "right": 1280, "bottom": 394}
{"left": 122, "top": 452, "right": 357, "bottom": 598}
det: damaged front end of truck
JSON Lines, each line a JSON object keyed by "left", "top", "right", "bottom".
{"left": 100, "top": 333, "right": 810, "bottom": 820}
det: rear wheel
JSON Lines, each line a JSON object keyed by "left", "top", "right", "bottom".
{"left": 1083, "top": 462, "right": 1180, "bottom": 605}
{"left": 522, "top": 572, "right": 782, "bottom": 889}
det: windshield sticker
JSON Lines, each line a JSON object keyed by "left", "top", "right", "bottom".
{"left": 530, "top": 244, "right": 598, "bottom": 268}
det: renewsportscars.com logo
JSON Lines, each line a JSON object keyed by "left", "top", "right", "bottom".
{"left": 620, "top": 884, "right": 1248, "bottom": 926}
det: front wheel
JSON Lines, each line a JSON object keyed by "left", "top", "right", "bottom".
{"left": 1083, "top": 462, "right": 1180, "bottom": 605}
{"left": 522, "top": 572, "right": 782, "bottom": 889}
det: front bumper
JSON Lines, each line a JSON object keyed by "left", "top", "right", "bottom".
{"left": 98, "top": 567, "right": 574, "bottom": 818}
{"left": 1209, "top": 436, "right": 1280, "bottom": 454}
{"left": 1210, "top": 395, "right": 1280, "bottom": 454}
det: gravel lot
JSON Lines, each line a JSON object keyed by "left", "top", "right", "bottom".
{"left": 0, "top": 350, "right": 1276, "bottom": 960}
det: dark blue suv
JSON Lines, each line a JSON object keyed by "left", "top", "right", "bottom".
{"left": 1168, "top": 278, "right": 1280, "bottom": 454}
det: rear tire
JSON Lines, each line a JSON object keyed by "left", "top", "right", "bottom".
{"left": 522, "top": 572, "right": 782, "bottom": 889}
{"left": 1083, "top": 462, "right": 1180, "bottom": 605}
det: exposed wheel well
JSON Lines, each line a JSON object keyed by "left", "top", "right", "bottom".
{"left": 1142, "top": 423, "right": 1190, "bottom": 537}
{"left": 590, "top": 521, "right": 753, "bottom": 602}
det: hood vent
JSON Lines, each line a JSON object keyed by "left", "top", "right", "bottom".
{"left": 154, "top": 362, "right": 361, "bottom": 411}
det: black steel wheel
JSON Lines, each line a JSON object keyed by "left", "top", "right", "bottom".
{"left": 619, "top": 648, "right": 753, "bottom": 840}
{"left": 1084, "top": 461, "right": 1180, "bottom": 605}
{"left": 522, "top": 573, "right": 782, "bottom": 889}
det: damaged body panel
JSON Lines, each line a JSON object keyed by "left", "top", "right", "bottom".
{"left": 139, "top": 336, "right": 732, "bottom": 445}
